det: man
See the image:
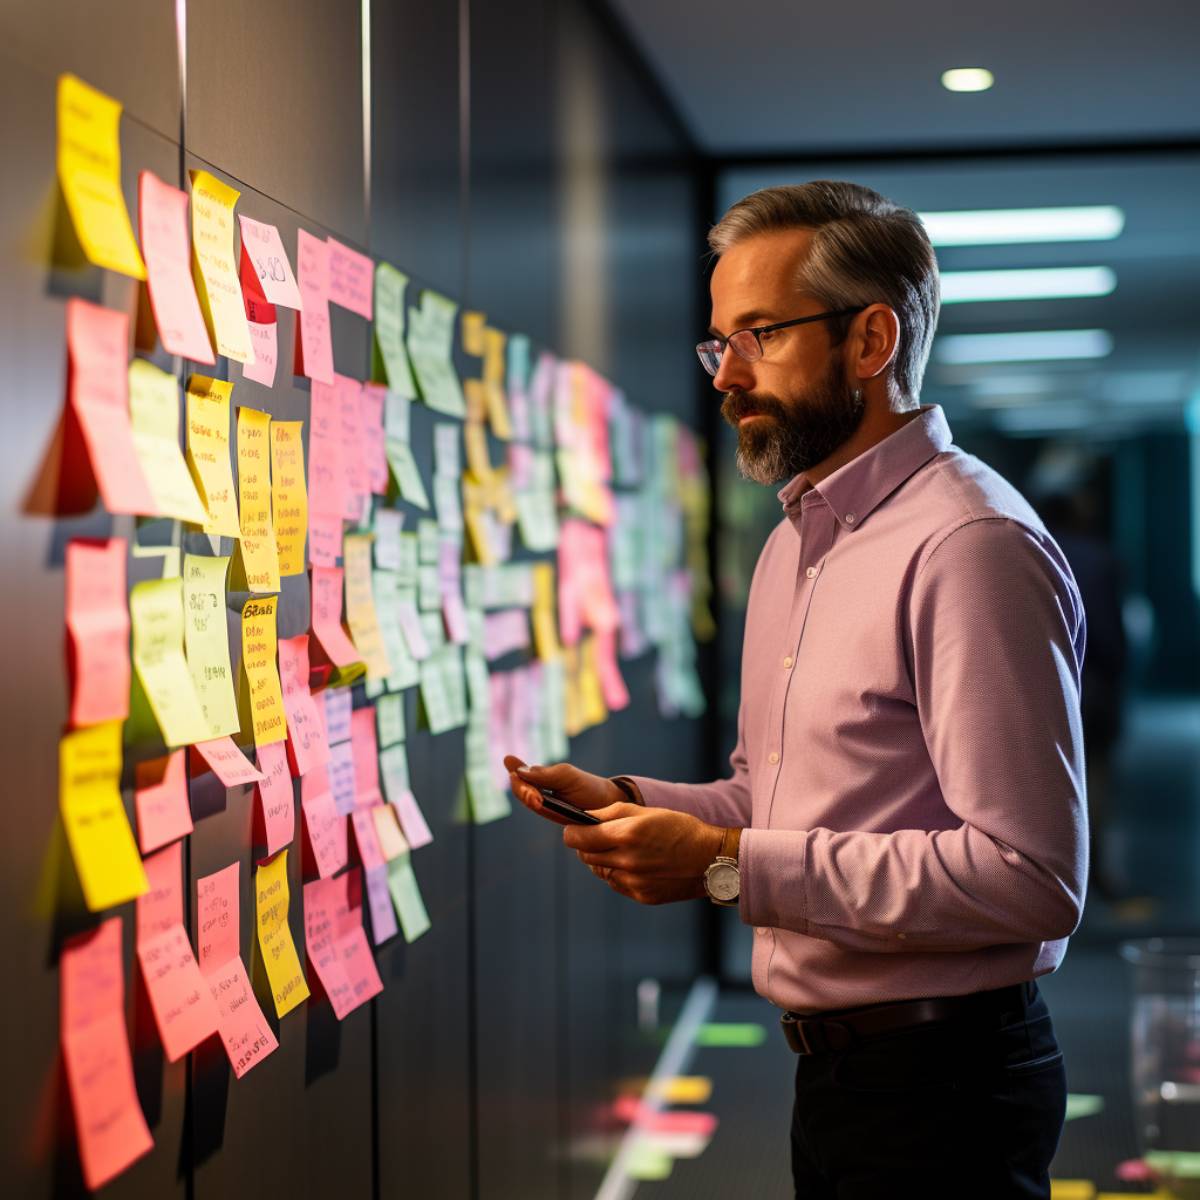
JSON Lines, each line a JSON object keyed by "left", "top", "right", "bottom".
{"left": 506, "top": 181, "right": 1087, "bottom": 1198}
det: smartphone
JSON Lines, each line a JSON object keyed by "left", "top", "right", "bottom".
{"left": 537, "top": 788, "right": 602, "bottom": 825}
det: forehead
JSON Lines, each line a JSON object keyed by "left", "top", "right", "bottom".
{"left": 710, "top": 228, "right": 814, "bottom": 321}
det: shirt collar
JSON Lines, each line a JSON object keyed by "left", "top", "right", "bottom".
{"left": 777, "top": 404, "right": 953, "bottom": 533}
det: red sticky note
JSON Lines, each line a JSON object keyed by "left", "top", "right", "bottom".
{"left": 293, "top": 229, "right": 334, "bottom": 385}
{"left": 310, "top": 566, "right": 364, "bottom": 674}
{"left": 303, "top": 869, "right": 382, "bottom": 1020}
{"left": 136, "top": 921, "right": 221, "bottom": 1062}
{"left": 360, "top": 384, "right": 389, "bottom": 496}
{"left": 350, "top": 808, "right": 386, "bottom": 871}
{"left": 328, "top": 739, "right": 357, "bottom": 817}
{"left": 65, "top": 537, "right": 130, "bottom": 726}
{"left": 60, "top": 918, "right": 154, "bottom": 1190}
{"left": 134, "top": 750, "right": 192, "bottom": 854}
{"left": 65, "top": 299, "right": 157, "bottom": 516}
{"left": 335, "top": 374, "right": 369, "bottom": 520}
{"left": 192, "top": 737, "right": 265, "bottom": 787}
{"left": 301, "top": 769, "right": 348, "bottom": 878}
{"left": 326, "top": 237, "right": 374, "bottom": 319}
{"left": 351, "top": 707, "right": 383, "bottom": 808}
{"left": 138, "top": 171, "right": 216, "bottom": 364}
{"left": 238, "top": 216, "right": 302, "bottom": 310}
{"left": 255, "top": 741, "right": 294, "bottom": 856}
{"left": 136, "top": 842, "right": 184, "bottom": 945}
{"left": 278, "top": 634, "right": 330, "bottom": 776}
{"left": 238, "top": 241, "right": 276, "bottom": 325}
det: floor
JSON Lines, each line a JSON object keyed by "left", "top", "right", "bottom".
{"left": 636, "top": 695, "right": 1200, "bottom": 1198}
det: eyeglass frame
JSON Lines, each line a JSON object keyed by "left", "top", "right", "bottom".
{"left": 696, "top": 306, "right": 868, "bottom": 376}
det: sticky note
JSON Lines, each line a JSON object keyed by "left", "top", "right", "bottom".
{"left": 303, "top": 870, "right": 383, "bottom": 1020}
{"left": 328, "top": 739, "right": 357, "bottom": 816}
{"left": 56, "top": 75, "right": 145, "bottom": 279}
{"left": 189, "top": 169, "right": 254, "bottom": 363}
{"left": 196, "top": 862, "right": 278, "bottom": 1077}
{"left": 270, "top": 420, "right": 308, "bottom": 576}
{"left": 294, "top": 229, "right": 334, "bottom": 385}
{"left": 135, "top": 846, "right": 220, "bottom": 1062}
{"left": 323, "top": 687, "right": 353, "bottom": 745}
{"left": 255, "top": 741, "right": 294, "bottom": 855}
{"left": 65, "top": 538, "right": 130, "bottom": 727}
{"left": 387, "top": 853, "right": 431, "bottom": 942}
{"left": 59, "top": 722, "right": 147, "bottom": 910}
{"left": 185, "top": 375, "right": 241, "bottom": 537}
{"left": 127, "top": 360, "right": 208, "bottom": 523}
{"left": 242, "top": 321, "right": 278, "bottom": 388}
{"left": 482, "top": 327, "right": 513, "bottom": 439}
{"left": 385, "top": 436, "right": 430, "bottom": 509}
{"left": 335, "top": 375, "right": 370, "bottom": 519}
{"left": 237, "top": 216, "right": 302, "bottom": 309}
{"left": 594, "top": 628, "right": 630, "bottom": 712}
{"left": 239, "top": 596, "right": 287, "bottom": 747}
{"left": 254, "top": 850, "right": 309, "bottom": 1017}
{"left": 192, "top": 736, "right": 264, "bottom": 786}
{"left": 388, "top": 784, "right": 433, "bottom": 850}
{"left": 235, "top": 406, "right": 280, "bottom": 593}
{"left": 364, "top": 864, "right": 398, "bottom": 944}
{"left": 406, "top": 288, "right": 466, "bottom": 417}
{"left": 694, "top": 1023, "right": 768, "bottom": 1048}
{"left": 372, "top": 262, "right": 416, "bottom": 397}
{"left": 306, "top": 380, "right": 345, "bottom": 564}
{"left": 138, "top": 171, "right": 214, "bottom": 362}
{"left": 182, "top": 553, "right": 241, "bottom": 739}
{"left": 351, "top": 707, "right": 384, "bottom": 807}
{"left": 343, "top": 534, "right": 391, "bottom": 681}
{"left": 60, "top": 918, "right": 153, "bottom": 1190}
{"left": 310, "top": 566, "right": 366, "bottom": 686}
{"left": 134, "top": 750, "right": 192, "bottom": 854}
{"left": 361, "top": 384, "right": 389, "bottom": 496}
{"left": 531, "top": 562, "right": 562, "bottom": 662}
{"left": 327, "top": 237, "right": 373, "bottom": 319}
{"left": 65, "top": 299, "right": 156, "bottom": 515}
{"left": 376, "top": 692, "right": 405, "bottom": 747}
{"left": 277, "top": 634, "right": 329, "bottom": 776}
{"left": 301, "top": 768, "right": 348, "bottom": 878}
{"left": 371, "top": 805, "right": 409, "bottom": 860}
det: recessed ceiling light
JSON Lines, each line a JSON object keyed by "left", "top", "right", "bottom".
{"left": 940, "top": 266, "right": 1117, "bottom": 304}
{"left": 941, "top": 68, "right": 994, "bottom": 93}
{"left": 934, "top": 330, "right": 1114, "bottom": 364}
{"left": 919, "top": 206, "right": 1125, "bottom": 246}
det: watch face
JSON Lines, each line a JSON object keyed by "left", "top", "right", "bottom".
{"left": 706, "top": 862, "right": 739, "bottom": 902}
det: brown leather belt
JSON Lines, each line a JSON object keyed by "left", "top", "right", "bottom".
{"left": 780, "top": 982, "right": 1034, "bottom": 1055}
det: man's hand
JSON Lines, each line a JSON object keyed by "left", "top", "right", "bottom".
{"left": 503, "top": 755, "right": 624, "bottom": 825}
{"left": 562, "top": 806, "right": 725, "bottom": 906}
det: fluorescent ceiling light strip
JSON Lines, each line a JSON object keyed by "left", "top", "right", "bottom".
{"left": 919, "top": 206, "right": 1125, "bottom": 246}
{"left": 940, "top": 266, "right": 1116, "bottom": 304}
{"left": 935, "top": 330, "right": 1113, "bottom": 364}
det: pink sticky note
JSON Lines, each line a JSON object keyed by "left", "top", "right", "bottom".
{"left": 294, "top": 229, "right": 334, "bottom": 384}
{"left": 395, "top": 597, "right": 431, "bottom": 660}
{"left": 335, "top": 374, "right": 369, "bottom": 519}
{"left": 192, "top": 737, "right": 265, "bottom": 787}
{"left": 593, "top": 629, "right": 630, "bottom": 712}
{"left": 483, "top": 609, "right": 530, "bottom": 661}
{"left": 351, "top": 707, "right": 383, "bottom": 808}
{"left": 350, "top": 808, "right": 386, "bottom": 871}
{"left": 134, "top": 751, "right": 192, "bottom": 854}
{"left": 278, "top": 634, "right": 330, "bottom": 776}
{"left": 238, "top": 216, "right": 303, "bottom": 309}
{"left": 307, "top": 381, "right": 344, "bottom": 566}
{"left": 136, "top": 922, "right": 221, "bottom": 1061}
{"left": 196, "top": 862, "right": 240, "bottom": 971}
{"left": 326, "top": 237, "right": 374, "bottom": 319}
{"left": 242, "top": 322, "right": 278, "bottom": 387}
{"left": 364, "top": 864, "right": 398, "bottom": 944}
{"left": 65, "top": 299, "right": 157, "bottom": 516}
{"left": 301, "top": 769, "right": 348, "bottom": 878}
{"left": 391, "top": 789, "right": 434, "bottom": 850}
{"left": 439, "top": 541, "right": 470, "bottom": 646}
{"left": 136, "top": 841, "right": 184, "bottom": 945}
{"left": 323, "top": 687, "right": 353, "bottom": 744}
{"left": 304, "top": 870, "right": 383, "bottom": 1020}
{"left": 60, "top": 918, "right": 154, "bottom": 1190}
{"left": 308, "top": 512, "right": 341, "bottom": 569}
{"left": 65, "top": 538, "right": 130, "bottom": 726}
{"left": 361, "top": 384, "right": 389, "bottom": 495}
{"left": 255, "top": 741, "right": 294, "bottom": 856}
{"left": 328, "top": 739, "right": 357, "bottom": 816}
{"left": 310, "top": 566, "right": 363, "bottom": 673}
{"left": 139, "top": 172, "right": 216, "bottom": 364}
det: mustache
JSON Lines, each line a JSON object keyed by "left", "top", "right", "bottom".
{"left": 721, "top": 390, "right": 788, "bottom": 426}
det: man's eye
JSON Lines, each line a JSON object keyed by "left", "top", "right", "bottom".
{"left": 759, "top": 331, "right": 775, "bottom": 342}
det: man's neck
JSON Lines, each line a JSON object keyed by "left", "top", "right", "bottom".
{"left": 802, "top": 402, "right": 923, "bottom": 489}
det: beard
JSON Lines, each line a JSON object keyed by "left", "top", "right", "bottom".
{"left": 720, "top": 356, "right": 867, "bottom": 486}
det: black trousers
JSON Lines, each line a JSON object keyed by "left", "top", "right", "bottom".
{"left": 790, "top": 983, "right": 1066, "bottom": 1198}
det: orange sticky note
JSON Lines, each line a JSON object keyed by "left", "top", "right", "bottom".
{"left": 294, "top": 229, "right": 334, "bottom": 385}
{"left": 65, "top": 537, "right": 130, "bottom": 727}
{"left": 196, "top": 862, "right": 278, "bottom": 1077}
{"left": 301, "top": 768, "right": 347, "bottom": 878}
{"left": 192, "top": 736, "right": 265, "bottom": 787}
{"left": 185, "top": 375, "right": 241, "bottom": 538}
{"left": 278, "top": 634, "right": 329, "bottom": 776}
{"left": 60, "top": 918, "right": 153, "bottom": 1190}
{"left": 254, "top": 850, "right": 310, "bottom": 1018}
{"left": 134, "top": 750, "right": 192, "bottom": 854}
{"left": 234, "top": 406, "right": 280, "bottom": 593}
{"left": 239, "top": 596, "right": 287, "bottom": 747}
{"left": 255, "top": 741, "right": 294, "bottom": 856}
{"left": 270, "top": 420, "right": 308, "bottom": 576}
{"left": 326, "top": 237, "right": 373, "bottom": 319}
{"left": 372, "top": 804, "right": 409, "bottom": 861}
{"left": 65, "top": 299, "right": 156, "bottom": 516}
{"left": 138, "top": 171, "right": 215, "bottom": 363}
{"left": 303, "top": 869, "right": 383, "bottom": 1020}
{"left": 351, "top": 706, "right": 384, "bottom": 807}
{"left": 189, "top": 169, "right": 254, "bottom": 364}
{"left": 310, "top": 566, "right": 366, "bottom": 687}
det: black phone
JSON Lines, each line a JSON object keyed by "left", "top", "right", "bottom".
{"left": 537, "top": 788, "right": 602, "bottom": 825}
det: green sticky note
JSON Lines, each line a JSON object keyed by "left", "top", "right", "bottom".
{"left": 379, "top": 742, "right": 411, "bottom": 799}
{"left": 377, "top": 692, "right": 406, "bottom": 747}
{"left": 418, "top": 563, "right": 441, "bottom": 613}
{"left": 1064, "top": 1094, "right": 1104, "bottom": 1122}
{"left": 417, "top": 518, "right": 440, "bottom": 565}
{"left": 373, "top": 262, "right": 417, "bottom": 397}
{"left": 695, "top": 1023, "right": 767, "bottom": 1048}
{"left": 1146, "top": 1151, "right": 1200, "bottom": 1179}
{"left": 387, "top": 854, "right": 431, "bottom": 942}
{"left": 626, "top": 1142, "right": 673, "bottom": 1182}
{"left": 406, "top": 290, "right": 466, "bottom": 418}
{"left": 385, "top": 437, "right": 429, "bottom": 509}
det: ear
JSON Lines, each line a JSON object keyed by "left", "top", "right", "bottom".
{"left": 851, "top": 303, "right": 900, "bottom": 383}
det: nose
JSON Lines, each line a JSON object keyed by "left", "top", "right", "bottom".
{"left": 712, "top": 343, "right": 754, "bottom": 394}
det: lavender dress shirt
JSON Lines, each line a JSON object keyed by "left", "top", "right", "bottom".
{"left": 632, "top": 405, "right": 1088, "bottom": 1013}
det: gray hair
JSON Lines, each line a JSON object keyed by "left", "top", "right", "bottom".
{"left": 708, "top": 181, "right": 940, "bottom": 400}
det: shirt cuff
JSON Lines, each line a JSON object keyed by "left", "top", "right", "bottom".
{"left": 609, "top": 776, "right": 645, "bottom": 805}
{"left": 738, "top": 827, "right": 812, "bottom": 934}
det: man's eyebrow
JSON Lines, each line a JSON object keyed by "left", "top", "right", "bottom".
{"left": 707, "top": 311, "right": 776, "bottom": 337}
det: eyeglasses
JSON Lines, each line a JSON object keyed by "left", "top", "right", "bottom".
{"left": 695, "top": 307, "right": 867, "bottom": 377}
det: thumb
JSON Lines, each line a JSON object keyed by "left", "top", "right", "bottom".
{"left": 515, "top": 761, "right": 583, "bottom": 789}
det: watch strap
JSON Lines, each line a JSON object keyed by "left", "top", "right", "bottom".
{"left": 609, "top": 776, "right": 645, "bottom": 806}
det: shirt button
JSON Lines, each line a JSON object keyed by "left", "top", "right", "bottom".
{"left": 846, "top": 513, "right": 856, "bottom": 524}
{"left": 897, "top": 933, "right": 907, "bottom": 940}
{"left": 783, "top": 656, "right": 793, "bottom": 669}
{"left": 805, "top": 566, "right": 818, "bottom": 578}
{"left": 768, "top": 751, "right": 779, "bottom": 764}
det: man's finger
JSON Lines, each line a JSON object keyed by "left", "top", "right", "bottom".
{"left": 576, "top": 849, "right": 635, "bottom": 871}
{"left": 561, "top": 819, "right": 632, "bottom": 851}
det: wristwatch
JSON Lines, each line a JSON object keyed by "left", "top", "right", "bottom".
{"left": 704, "top": 827, "right": 742, "bottom": 906}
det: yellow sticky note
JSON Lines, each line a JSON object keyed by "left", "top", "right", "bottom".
{"left": 183, "top": 554, "right": 241, "bottom": 739}
{"left": 128, "top": 360, "right": 207, "bottom": 524}
{"left": 654, "top": 1076, "right": 713, "bottom": 1105}
{"left": 130, "top": 578, "right": 210, "bottom": 747}
{"left": 531, "top": 563, "right": 562, "bottom": 662}
{"left": 578, "top": 635, "right": 608, "bottom": 730}
{"left": 56, "top": 75, "right": 145, "bottom": 279}
{"left": 563, "top": 645, "right": 583, "bottom": 738}
{"left": 254, "top": 850, "right": 309, "bottom": 1018}
{"left": 464, "top": 421, "right": 493, "bottom": 481}
{"left": 463, "top": 378, "right": 487, "bottom": 424}
{"left": 343, "top": 534, "right": 392, "bottom": 682}
{"left": 235, "top": 407, "right": 280, "bottom": 593}
{"left": 60, "top": 722, "right": 148, "bottom": 911}
{"left": 185, "top": 376, "right": 241, "bottom": 538}
{"left": 189, "top": 170, "right": 254, "bottom": 364}
{"left": 482, "top": 327, "right": 512, "bottom": 440}
{"left": 270, "top": 421, "right": 308, "bottom": 576}
{"left": 240, "top": 596, "right": 287, "bottom": 746}
{"left": 461, "top": 310, "right": 486, "bottom": 358}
